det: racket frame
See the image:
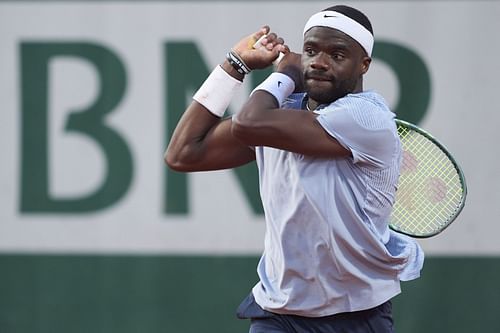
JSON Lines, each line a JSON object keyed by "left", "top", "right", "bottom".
{"left": 390, "top": 119, "right": 468, "bottom": 238}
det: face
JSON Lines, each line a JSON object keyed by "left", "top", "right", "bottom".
{"left": 302, "top": 26, "right": 371, "bottom": 105}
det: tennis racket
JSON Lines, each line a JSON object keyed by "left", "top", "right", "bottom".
{"left": 390, "top": 119, "right": 467, "bottom": 238}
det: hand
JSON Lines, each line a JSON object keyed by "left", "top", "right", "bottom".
{"left": 232, "top": 26, "right": 289, "bottom": 70}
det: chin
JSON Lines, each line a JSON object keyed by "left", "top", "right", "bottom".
{"left": 306, "top": 88, "right": 345, "bottom": 105}
{"left": 306, "top": 82, "right": 347, "bottom": 103}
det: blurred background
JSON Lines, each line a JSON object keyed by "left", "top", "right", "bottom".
{"left": 1, "top": 0, "right": 499, "bottom": 332}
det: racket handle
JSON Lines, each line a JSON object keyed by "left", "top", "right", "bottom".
{"left": 253, "top": 35, "right": 285, "bottom": 65}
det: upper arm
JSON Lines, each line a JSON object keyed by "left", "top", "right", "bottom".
{"left": 316, "top": 102, "right": 398, "bottom": 167}
{"left": 232, "top": 91, "right": 351, "bottom": 158}
{"left": 233, "top": 91, "right": 397, "bottom": 165}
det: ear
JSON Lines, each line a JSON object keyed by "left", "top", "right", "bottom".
{"left": 360, "top": 57, "right": 371, "bottom": 75}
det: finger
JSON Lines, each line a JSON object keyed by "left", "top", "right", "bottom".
{"left": 256, "top": 26, "right": 270, "bottom": 40}
{"left": 252, "top": 34, "right": 268, "bottom": 49}
{"left": 252, "top": 31, "right": 285, "bottom": 51}
{"left": 269, "top": 40, "right": 285, "bottom": 55}
{"left": 266, "top": 32, "right": 277, "bottom": 41}
{"left": 248, "top": 26, "right": 269, "bottom": 49}
{"left": 279, "top": 44, "right": 290, "bottom": 54}
{"left": 267, "top": 34, "right": 286, "bottom": 51}
{"left": 264, "top": 33, "right": 278, "bottom": 49}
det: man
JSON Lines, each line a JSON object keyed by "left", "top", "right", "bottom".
{"left": 165, "top": 4, "right": 424, "bottom": 333}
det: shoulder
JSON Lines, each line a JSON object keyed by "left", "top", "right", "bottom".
{"left": 325, "top": 91, "right": 395, "bottom": 129}
{"left": 315, "top": 91, "right": 400, "bottom": 167}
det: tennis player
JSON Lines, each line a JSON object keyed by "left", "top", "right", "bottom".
{"left": 165, "top": 4, "right": 424, "bottom": 332}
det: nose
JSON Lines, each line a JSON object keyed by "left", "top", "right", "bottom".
{"left": 310, "top": 52, "right": 330, "bottom": 70}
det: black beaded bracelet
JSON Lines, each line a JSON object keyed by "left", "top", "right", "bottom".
{"left": 226, "top": 50, "right": 251, "bottom": 75}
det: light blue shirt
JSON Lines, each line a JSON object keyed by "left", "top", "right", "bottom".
{"left": 252, "top": 91, "right": 424, "bottom": 317}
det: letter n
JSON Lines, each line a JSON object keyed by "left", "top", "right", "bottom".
{"left": 164, "top": 41, "right": 265, "bottom": 215}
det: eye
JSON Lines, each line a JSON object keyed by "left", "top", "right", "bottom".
{"left": 303, "top": 47, "right": 316, "bottom": 56}
{"left": 332, "top": 52, "right": 346, "bottom": 61}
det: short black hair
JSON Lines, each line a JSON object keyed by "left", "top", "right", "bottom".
{"left": 322, "top": 5, "right": 373, "bottom": 35}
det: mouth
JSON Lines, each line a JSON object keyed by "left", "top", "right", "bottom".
{"left": 305, "top": 77, "right": 334, "bottom": 90}
{"left": 305, "top": 72, "right": 334, "bottom": 83}
{"left": 306, "top": 76, "right": 332, "bottom": 82}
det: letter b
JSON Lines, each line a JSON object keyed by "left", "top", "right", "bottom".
{"left": 20, "top": 42, "right": 132, "bottom": 213}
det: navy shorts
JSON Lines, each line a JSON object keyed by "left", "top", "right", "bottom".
{"left": 236, "top": 293, "right": 394, "bottom": 333}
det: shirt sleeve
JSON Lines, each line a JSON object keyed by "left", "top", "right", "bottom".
{"left": 315, "top": 99, "right": 398, "bottom": 168}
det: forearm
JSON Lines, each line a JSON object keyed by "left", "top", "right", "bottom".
{"left": 165, "top": 26, "right": 287, "bottom": 170}
{"left": 164, "top": 103, "right": 219, "bottom": 169}
{"left": 233, "top": 72, "right": 296, "bottom": 145}
{"left": 232, "top": 91, "right": 278, "bottom": 137}
{"left": 164, "top": 60, "right": 256, "bottom": 171}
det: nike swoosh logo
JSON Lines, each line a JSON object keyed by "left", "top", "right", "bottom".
{"left": 278, "top": 81, "right": 282, "bottom": 87}
{"left": 323, "top": 14, "right": 337, "bottom": 18}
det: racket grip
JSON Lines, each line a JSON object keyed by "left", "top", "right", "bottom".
{"left": 253, "top": 35, "right": 285, "bottom": 65}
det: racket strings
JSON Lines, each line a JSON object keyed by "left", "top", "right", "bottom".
{"left": 391, "top": 126, "right": 465, "bottom": 236}
{"left": 399, "top": 155, "right": 461, "bottom": 230}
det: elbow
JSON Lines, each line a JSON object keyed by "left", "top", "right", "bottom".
{"left": 233, "top": 95, "right": 277, "bottom": 145}
{"left": 231, "top": 112, "right": 257, "bottom": 146}
{"left": 231, "top": 99, "right": 267, "bottom": 146}
{"left": 164, "top": 147, "right": 190, "bottom": 172}
{"left": 164, "top": 149, "right": 180, "bottom": 171}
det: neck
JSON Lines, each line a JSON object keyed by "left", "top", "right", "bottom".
{"left": 354, "top": 78, "right": 363, "bottom": 93}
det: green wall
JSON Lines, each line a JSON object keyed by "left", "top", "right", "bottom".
{"left": 0, "top": 255, "right": 497, "bottom": 332}
{"left": 2, "top": 2, "right": 499, "bottom": 332}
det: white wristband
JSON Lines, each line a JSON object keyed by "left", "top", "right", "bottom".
{"left": 251, "top": 72, "right": 295, "bottom": 107}
{"left": 193, "top": 65, "right": 242, "bottom": 117}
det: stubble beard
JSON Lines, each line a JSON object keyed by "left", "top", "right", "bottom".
{"left": 305, "top": 77, "right": 359, "bottom": 105}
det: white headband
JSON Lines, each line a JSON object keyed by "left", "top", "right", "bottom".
{"left": 303, "top": 10, "right": 374, "bottom": 57}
